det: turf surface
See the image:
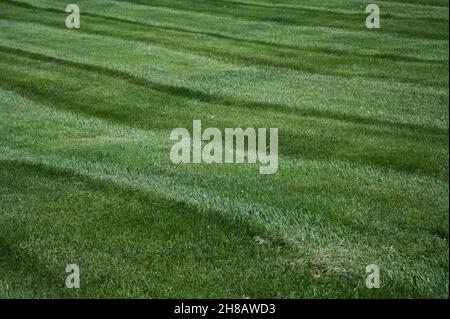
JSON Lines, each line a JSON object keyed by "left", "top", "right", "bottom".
{"left": 0, "top": 0, "right": 448, "bottom": 298}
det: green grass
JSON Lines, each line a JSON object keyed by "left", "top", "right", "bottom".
{"left": 0, "top": 0, "right": 448, "bottom": 298}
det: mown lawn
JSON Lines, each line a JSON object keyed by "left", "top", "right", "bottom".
{"left": 0, "top": 0, "right": 448, "bottom": 298}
